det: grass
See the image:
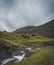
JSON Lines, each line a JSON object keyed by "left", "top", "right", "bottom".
{"left": 0, "top": 32, "right": 54, "bottom": 65}
{"left": 0, "top": 32, "right": 54, "bottom": 46}
{"left": 0, "top": 32, "right": 54, "bottom": 53}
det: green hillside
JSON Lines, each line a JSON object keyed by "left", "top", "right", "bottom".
{"left": 0, "top": 31, "right": 54, "bottom": 47}
{"left": 0, "top": 31, "right": 54, "bottom": 65}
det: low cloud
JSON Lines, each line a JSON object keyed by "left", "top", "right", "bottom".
{"left": 0, "top": 0, "right": 54, "bottom": 32}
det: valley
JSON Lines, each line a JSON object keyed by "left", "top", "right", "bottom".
{"left": 0, "top": 19, "right": 54, "bottom": 65}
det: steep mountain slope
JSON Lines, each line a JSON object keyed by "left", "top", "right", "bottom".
{"left": 14, "top": 19, "right": 54, "bottom": 38}
{"left": 33, "top": 19, "right": 54, "bottom": 38}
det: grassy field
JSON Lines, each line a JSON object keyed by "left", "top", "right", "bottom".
{"left": 0, "top": 32, "right": 54, "bottom": 65}
{"left": 0, "top": 32, "right": 54, "bottom": 46}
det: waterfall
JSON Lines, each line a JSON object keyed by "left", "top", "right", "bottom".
{"left": 1, "top": 53, "right": 25, "bottom": 65}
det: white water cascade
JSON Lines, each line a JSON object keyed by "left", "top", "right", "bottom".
{"left": 1, "top": 53, "right": 25, "bottom": 65}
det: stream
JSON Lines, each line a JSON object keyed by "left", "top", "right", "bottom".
{"left": 1, "top": 54, "right": 25, "bottom": 65}
{"left": 0, "top": 45, "right": 46, "bottom": 65}
{"left": 0, "top": 46, "right": 34, "bottom": 65}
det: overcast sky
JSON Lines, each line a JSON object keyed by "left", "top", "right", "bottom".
{"left": 0, "top": 0, "right": 54, "bottom": 32}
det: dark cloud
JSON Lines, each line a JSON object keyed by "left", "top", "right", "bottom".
{"left": 0, "top": 0, "right": 54, "bottom": 32}
{"left": 0, "top": 0, "right": 16, "bottom": 9}
{"left": 50, "top": 0, "right": 54, "bottom": 15}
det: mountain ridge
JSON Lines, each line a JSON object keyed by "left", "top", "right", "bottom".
{"left": 13, "top": 19, "right": 54, "bottom": 38}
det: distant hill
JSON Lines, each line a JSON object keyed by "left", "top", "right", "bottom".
{"left": 13, "top": 19, "right": 54, "bottom": 38}
{"left": 13, "top": 26, "right": 36, "bottom": 34}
